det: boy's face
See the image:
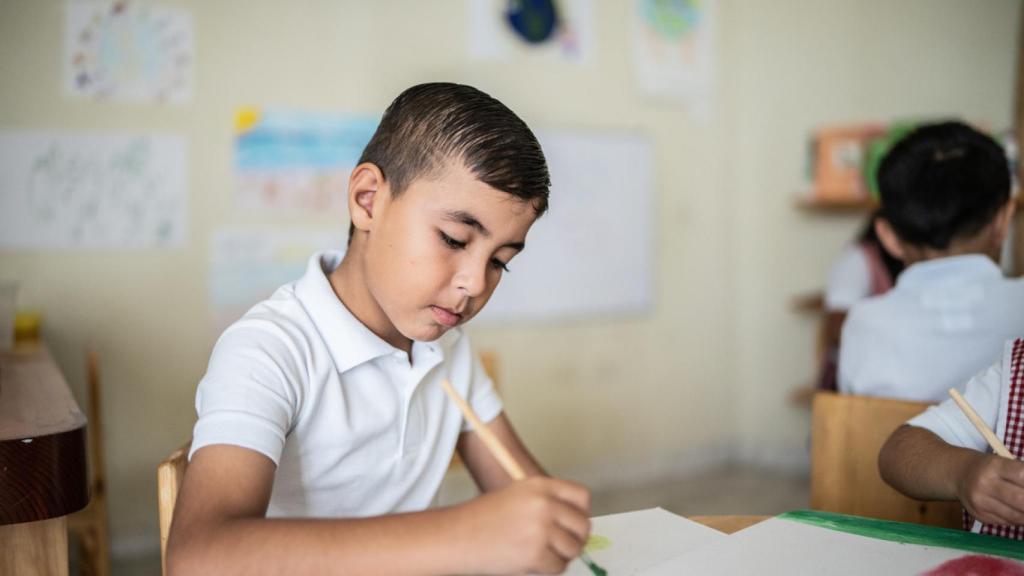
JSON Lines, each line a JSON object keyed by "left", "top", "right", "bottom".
{"left": 356, "top": 161, "right": 539, "bottom": 345}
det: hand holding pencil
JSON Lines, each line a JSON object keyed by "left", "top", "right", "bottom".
{"left": 441, "top": 380, "right": 605, "bottom": 576}
{"left": 946, "top": 388, "right": 1024, "bottom": 527}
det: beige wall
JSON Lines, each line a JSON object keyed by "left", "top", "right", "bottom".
{"left": 0, "top": 0, "right": 1018, "bottom": 556}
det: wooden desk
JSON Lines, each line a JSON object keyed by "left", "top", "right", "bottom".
{"left": 0, "top": 344, "right": 89, "bottom": 576}
{"left": 690, "top": 515, "right": 769, "bottom": 534}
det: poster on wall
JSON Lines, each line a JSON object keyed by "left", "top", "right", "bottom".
{"left": 474, "top": 128, "right": 654, "bottom": 324}
{"left": 632, "top": 0, "right": 714, "bottom": 115}
{"left": 466, "top": 0, "right": 595, "bottom": 66}
{"left": 234, "top": 108, "right": 379, "bottom": 215}
{"left": 0, "top": 130, "right": 187, "bottom": 249}
{"left": 64, "top": 0, "right": 194, "bottom": 103}
{"left": 208, "top": 229, "right": 345, "bottom": 333}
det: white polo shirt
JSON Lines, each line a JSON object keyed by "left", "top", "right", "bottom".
{"left": 825, "top": 244, "right": 872, "bottom": 312}
{"left": 838, "top": 255, "right": 1024, "bottom": 403}
{"left": 190, "top": 251, "right": 503, "bottom": 518}
{"left": 907, "top": 352, "right": 1003, "bottom": 452}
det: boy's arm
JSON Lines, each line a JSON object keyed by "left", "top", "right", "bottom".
{"left": 878, "top": 425, "right": 1024, "bottom": 526}
{"left": 457, "top": 411, "right": 547, "bottom": 491}
{"left": 168, "top": 443, "right": 591, "bottom": 576}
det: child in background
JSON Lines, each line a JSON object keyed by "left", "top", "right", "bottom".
{"left": 879, "top": 337, "right": 1024, "bottom": 540}
{"left": 168, "top": 83, "right": 592, "bottom": 575}
{"left": 817, "top": 212, "right": 903, "bottom": 391}
{"left": 838, "top": 121, "right": 1023, "bottom": 402}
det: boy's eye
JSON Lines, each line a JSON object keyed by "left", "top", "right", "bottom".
{"left": 439, "top": 231, "right": 466, "bottom": 249}
{"left": 490, "top": 258, "right": 510, "bottom": 273}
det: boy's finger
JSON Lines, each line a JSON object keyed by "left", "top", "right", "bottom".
{"left": 548, "top": 526, "right": 585, "bottom": 563}
{"left": 532, "top": 546, "right": 569, "bottom": 575}
{"left": 550, "top": 499, "right": 591, "bottom": 544}
{"left": 997, "top": 460, "right": 1024, "bottom": 488}
{"left": 975, "top": 492, "right": 1023, "bottom": 526}
{"left": 543, "top": 478, "right": 591, "bottom": 513}
{"left": 991, "top": 480, "right": 1024, "bottom": 522}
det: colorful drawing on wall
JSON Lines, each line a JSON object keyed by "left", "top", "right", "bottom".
{"left": 234, "top": 108, "right": 378, "bottom": 214}
{"left": 506, "top": 0, "right": 559, "bottom": 43}
{"left": 64, "top": 0, "right": 194, "bottom": 103}
{"left": 467, "top": 0, "right": 593, "bottom": 65}
{"left": 632, "top": 0, "right": 714, "bottom": 112}
{"left": 0, "top": 130, "right": 187, "bottom": 249}
{"left": 208, "top": 229, "right": 345, "bottom": 333}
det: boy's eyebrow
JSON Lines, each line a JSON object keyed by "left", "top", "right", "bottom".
{"left": 443, "top": 210, "right": 526, "bottom": 250}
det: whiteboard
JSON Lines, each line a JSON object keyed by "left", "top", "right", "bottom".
{"left": 0, "top": 130, "right": 187, "bottom": 249}
{"left": 476, "top": 129, "right": 654, "bottom": 324}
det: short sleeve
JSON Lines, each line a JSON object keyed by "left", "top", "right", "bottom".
{"left": 825, "top": 245, "right": 872, "bottom": 311}
{"left": 463, "top": 350, "right": 504, "bottom": 431}
{"left": 907, "top": 359, "right": 1003, "bottom": 452}
{"left": 189, "top": 321, "right": 302, "bottom": 464}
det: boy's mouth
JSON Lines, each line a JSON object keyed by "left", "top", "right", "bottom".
{"left": 430, "top": 305, "right": 463, "bottom": 327}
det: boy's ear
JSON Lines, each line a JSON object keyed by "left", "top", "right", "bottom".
{"left": 348, "top": 162, "right": 386, "bottom": 233}
{"left": 990, "top": 197, "right": 1017, "bottom": 247}
{"left": 874, "top": 217, "right": 907, "bottom": 262}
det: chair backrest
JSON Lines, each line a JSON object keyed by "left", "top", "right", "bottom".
{"left": 157, "top": 350, "right": 501, "bottom": 574}
{"left": 157, "top": 441, "right": 190, "bottom": 576}
{"left": 810, "top": 391, "right": 961, "bottom": 528}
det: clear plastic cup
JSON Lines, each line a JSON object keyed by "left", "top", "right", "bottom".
{"left": 0, "top": 281, "right": 18, "bottom": 350}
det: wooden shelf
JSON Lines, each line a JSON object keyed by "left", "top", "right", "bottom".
{"left": 791, "top": 290, "right": 825, "bottom": 313}
{"left": 796, "top": 196, "right": 878, "bottom": 212}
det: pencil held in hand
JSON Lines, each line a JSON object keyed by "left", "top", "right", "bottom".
{"left": 439, "top": 380, "right": 607, "bottom": 576}
{"left": 440, "top": 379, "right": 525, "bottom": 480}
{"left": 948, "top": 388, "right": 1014, "bottom": 459}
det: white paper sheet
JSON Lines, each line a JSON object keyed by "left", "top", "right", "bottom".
{"left": 0, "top": 130, "right": 187, "bottom": 249}
{"left": 632, "top": 0, "right": 715, "bottom": 116}
{"left": 475, "top": 129, "right": 654, "bottom": 324}
{"left": 208, "top": 229, "right": 345, "bottom": 333}
{"left": 466, "top": 0, "right": 595, "bottom": 66}
{"left": 65, "top": 0, "right": 194, "bottom": 103}
{"left": 640, "top": 516, "right": 1005, "bottom": 575}
{"left": 234, "top": 108, "right": 378, "bottom": 214}
{"left": 561, "top": 508, "right": 726, "bottom": 575}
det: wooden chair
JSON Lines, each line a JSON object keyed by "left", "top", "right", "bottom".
{"left": 67, "top": 350, "right": 111, "bottom": 576}
{"left": 810, "top": 391, "right": 961, "bottom": 528}
{"left": 157, "top": 441, "right": 190, "bottom": 576}
{"left": 157, "top": 350, "right": 501, "bottom": 575}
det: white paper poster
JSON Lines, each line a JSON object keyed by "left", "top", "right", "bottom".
{"left": 209, "top": 229, "right": 345, "bottom": 332}
{"left": 234, "top": 108, "right": 378, "bottom": 214}
{"left": 476, "top": 129, "right": 654, "bottom": 324}
{"left": 467, "top": 0, "right": 595, "bottom": 66}
{"left": 65, "top": 0, "right": 194, "bottom": 103}
{"left": 0, "top": 130, "right": 187, "bottom": 249}
{"left": 632, "top": 0, "right": 714, "bottom": 112}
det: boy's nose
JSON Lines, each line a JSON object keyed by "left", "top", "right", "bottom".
{"left": 454, "top": 262, "right": 487, "bottom": 297}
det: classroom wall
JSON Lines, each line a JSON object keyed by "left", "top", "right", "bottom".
{"left": 0, "top": 0, "right": 1018, "bottom": 559}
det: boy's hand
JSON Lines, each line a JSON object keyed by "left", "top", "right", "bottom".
{"left": 955, "top": 452, "right": 1024, "bottom": 526}
{"left": 455, "top": 476, "right": 591, "bottom": 575}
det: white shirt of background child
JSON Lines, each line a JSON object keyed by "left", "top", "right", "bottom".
{"left": 190, "top": 251, "right": 503, "bottom": 518}
{"left": 838, "top": 255, "right": 1024, "bottom": 403}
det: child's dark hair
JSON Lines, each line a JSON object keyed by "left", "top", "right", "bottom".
{"left": 877, "top": 121, "right": 1010, "bottom": 250}
{"left": 351, "top": 83, "right": 550, "bottom": 239}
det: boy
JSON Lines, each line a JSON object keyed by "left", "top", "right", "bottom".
{"left": 837, "top": 121, "right": 1023, "bottom": 403}
{"left": 168, "top": 83, "right": 592, "bottom": 575}
{"left": 879, "top": 337, "right": 1024, "bottom": 539}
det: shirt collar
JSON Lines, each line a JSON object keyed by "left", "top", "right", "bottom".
{"left": 294, "top": 251, "right": 462, "bottom": 374}
{"left": 895, "top": 254, "right": 1003, "bottom": 291}
{"left": 295, "top": 251, "right": 398, "bottom": 374}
